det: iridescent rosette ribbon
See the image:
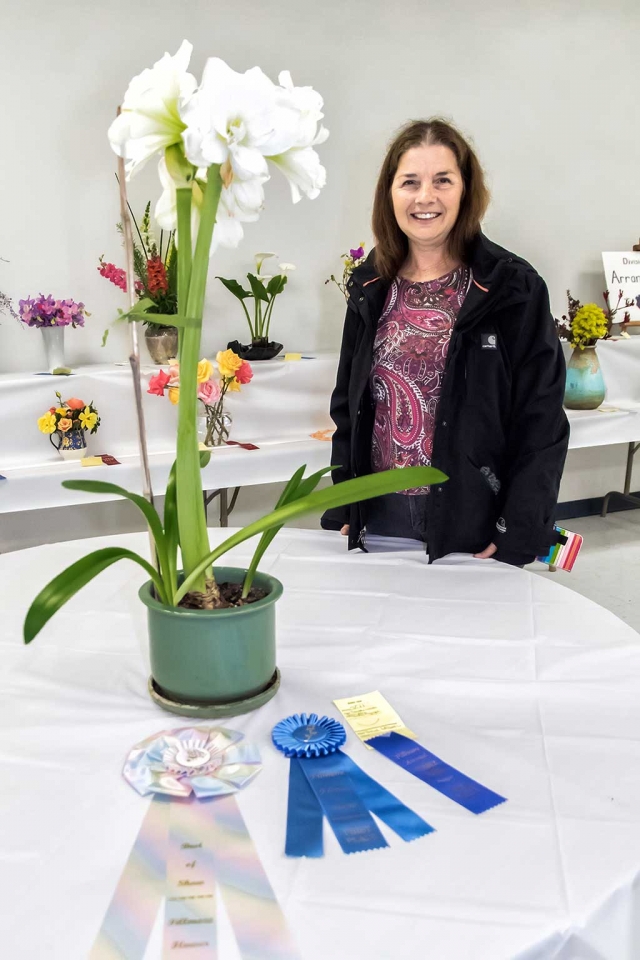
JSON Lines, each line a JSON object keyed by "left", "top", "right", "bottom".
{"left": 90, "top": 726, "right": 300, "bottom": 960}
{"left": 272, "top": 713, "right": 434, "bottom": 856}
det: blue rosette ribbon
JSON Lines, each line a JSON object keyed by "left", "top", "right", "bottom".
{"left": 272, "top": 713, "right": 434, "bottom": 856}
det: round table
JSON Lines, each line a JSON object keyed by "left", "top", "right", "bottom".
{"left": 2, "top": 529, "right": 640, "bottom": 960}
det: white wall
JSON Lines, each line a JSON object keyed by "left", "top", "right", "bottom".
{"left": 1, "top": 0, "right": 639, "bottom": 547}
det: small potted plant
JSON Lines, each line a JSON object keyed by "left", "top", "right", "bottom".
{"left": 219, "top": 253, "right": 295, "bottom": 361}
{"left": 99, "top": 201, "right": 178, "bottom": 364}
{"left": 148, "top": 349, "right": 253, "bottom": 447}
{"left": 37, "top": 392, "right": 101, "bottom": 459}
{"left": 23, "top": 43, "right": 444, "bottom": 720}
{"left": 18, "top": 294, "right": 89, "bottom": 372}
{"left": 555, "top": 289, "right": 635, "bottom": 410}
{"left": 325, "top": 242, "right": 367, "bottom": 299}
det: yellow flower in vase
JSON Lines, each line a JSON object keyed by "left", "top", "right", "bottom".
{"left": 38, "top": 412, "right": 58, "bottom": 434}
{"left": 55, "top": 407, "right": 68, "bottom": 416}
{"left": 226, "top": 377, "right": 241, "bottom": 392}
{"left": 216, "top": 349, "right": 243, "bottom": 379}
{"left": 79, "top": 407, "right": 98, "bottom": 431}
{"left": 197, "top": 358, "right": 214, "bottom": 383}
{"left": 168, "top": 386, "right": 180, "bottom": 405}
{"left": 58, "top": 418, "right": 73, "bottom": 432}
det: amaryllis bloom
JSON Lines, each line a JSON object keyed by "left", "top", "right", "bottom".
{"left": 65, "top": 397, "right": 85, "bottom": 410}
{"left": 148, "top": 369, "right": 171, "bottom": 396}
{"left": 108, "top": 40, "right": 197, "bottom": 179}
{"left": 197, "top": 379, "right": 221, "bottom": 405}
{"left": 180, "top": 58, "right": 294, "bottom": 181}
{"left": 235, "top": 360, "right": 253, "bottom": 384}
{"left": 265, "top": 70, "right": 329, "bottom": 203}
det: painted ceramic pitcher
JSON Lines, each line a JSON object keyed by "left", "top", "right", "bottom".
{"left": 50, "top": 428, "right": 87, "bottom": 460}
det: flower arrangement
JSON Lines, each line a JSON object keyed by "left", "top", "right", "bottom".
{"left": 37, "top": 393, "right": 100, "bottom": 442}
{"left": 325, "top": 243, "right": 367, "bottom": 299}
{"left": 148, "top": 349, "right": 253, "bottom": 446}
{"left": 98, "top": 201, "right": 177, "bottom": 332}
{"left": 25, "top": 40, "right": 441, "bottom": 647}
{"left": 18, "top": 295, "right": 89, "bottom": 328}
{"left": 217, "top": 253, "right": 295, "bottom": 349}
{"left": 555, "top": 289, "right": 635, "bottom": 350}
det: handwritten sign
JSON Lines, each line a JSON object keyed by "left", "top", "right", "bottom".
{"left": 602, "top": 252, "right": 640, "bottom": 321}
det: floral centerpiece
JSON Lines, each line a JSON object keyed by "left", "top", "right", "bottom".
{"left": 325, "top": 243, "right": 367, "bottom": 299}
{"left": 37, "top": 392, "right": 100, "bottom": 459}
{"left": 218, "top": 253, "right": 295, "bottom": 360}
{"left": 148, "top": 349, "right": 253, "bottom": 446}
{"left": 99, "top": 201, "right": 179, "bottom": 364}
{"left": 18, "top": 293, "right": 89, "bottom": 373}
{"left": 24, "top": 41, "right": 443, "bottom": 717}
{"left": 555, "top": 289, "right": 635, "bottom": 410}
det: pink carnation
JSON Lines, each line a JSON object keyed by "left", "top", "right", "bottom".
{"left": 235, "top": 361, "right": 253, "bottom": 384}
{"left": 198, "top": 380, "right": 221, "bottom": 405}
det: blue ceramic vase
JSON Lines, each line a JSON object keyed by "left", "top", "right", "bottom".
{"left": 564, "top": 346, "right": 605, "bottom": 410}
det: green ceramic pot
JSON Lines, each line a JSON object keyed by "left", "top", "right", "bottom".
{"left": 564, "top": 345, "right": 606, "bottom": 410}
{"left": 139, "top": 567, "right": 283, "bottom": 713}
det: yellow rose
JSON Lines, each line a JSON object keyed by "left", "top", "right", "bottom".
{"left": 216, "top": 349, "right": 243, "bottom": 379}
{"left": 58, "top": 418, "right": 73, "bottom": 432}
{"left": 197, "top": 358, "right": 214, "bottom": 383}
{"left": 56, "top": 407, "right": 67, "bottom": 416}
{"left": 168, "top": 386, "right": 180, "bottom": 405}
{"left": 226, "top": 377, "right": 241, "bottom": 392}
{"left": 37, "top": 412, "right": 57, "bottom": 434}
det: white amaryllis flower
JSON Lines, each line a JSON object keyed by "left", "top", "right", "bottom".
{"left": 266, "top": 70, "right": 329, "bottom": 203}
{"left": 181, "top": 59, "right": 298, "bottom": 184}
{"left": 108, "top": 40, "right": 197, "bottom": 178}
{"left": 210, "top": 179, "right": 264, "bottom": 254}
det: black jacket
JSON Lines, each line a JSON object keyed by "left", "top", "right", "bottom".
{"left": 320, "top": 232, "right": 570, "bottom": 566}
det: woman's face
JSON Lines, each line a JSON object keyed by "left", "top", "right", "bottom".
{"left": 391, "top": 143, "right": 464, "bottom": 252}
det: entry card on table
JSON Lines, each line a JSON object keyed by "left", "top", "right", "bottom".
{"left": 333, "top": 690, "right": 417, "bottom": 749}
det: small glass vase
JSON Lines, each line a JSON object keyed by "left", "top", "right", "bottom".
{"left": 198, "top": 407, "right": 232, "bottom": 447}
{"left": 41, "top": 325, "right": 65, "bottom": 373}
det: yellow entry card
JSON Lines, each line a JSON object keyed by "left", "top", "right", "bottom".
{"left": 284, "top": 352, "right": 302, "bottom": 361}
{"left": 333, "top": 691, "right": 417, "bottom": 749}
{"left": 81, "top": 456, "right": 103, "bottom": 467}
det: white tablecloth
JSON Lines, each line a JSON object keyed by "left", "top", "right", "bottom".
{"left": 2, "top": 529, "right": 640, "bottom": 960}
{"left": 0, "top": 356, "right": 337, "bottom": 513}
{"left": 2, "top": 339, "right": 640, "bottom": 514}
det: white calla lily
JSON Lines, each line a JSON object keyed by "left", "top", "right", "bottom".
{"left": 108, "top": 40, "right": 197, "bottom": 178}
{"left": 278, "top": 262, "right": 296, "bottom": 272}
{"left": 255, "top": 252, "right": 277, "bottom": 272}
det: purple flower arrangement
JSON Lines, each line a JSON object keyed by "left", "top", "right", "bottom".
{"left": 18, "top": 294, "right": 88, "bottom": 329}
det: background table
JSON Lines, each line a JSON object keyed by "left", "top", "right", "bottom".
{"left": 2, "top": 529, "right": 640, "bottom": 959}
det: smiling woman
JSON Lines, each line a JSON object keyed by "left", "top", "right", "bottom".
{"left": 321, "top": 117, "right": 570, "bottom": 568}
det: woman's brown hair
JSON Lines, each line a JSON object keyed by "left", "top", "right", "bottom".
{"left": 372, "top": 118, "right": 490, "bottom": 280}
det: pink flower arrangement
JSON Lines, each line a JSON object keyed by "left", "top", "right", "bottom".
{"left": 18, "top": 294, "right": 89, "bottom": 328}
{"left": 148, "top": 350, "right": 253, "bottom": 446}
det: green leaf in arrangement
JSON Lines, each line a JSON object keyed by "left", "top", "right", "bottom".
{"left": 24, "top": 547, "right": 167, "bottom": 644}
{"left": 216, "top": 277, "right": 252, "bottom": 301}
{"left": 266, "top": 275, "right": 287, "bottom": 297}
{"left": 247, "top": 273, "right": 270, "bottom": 303}
{"left": 176, "top": 465, "right": 447, "bottom": 603}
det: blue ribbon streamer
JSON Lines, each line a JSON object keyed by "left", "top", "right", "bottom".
{"left": 367, "top": 732, "right": 506, "bottom": 814}
{"left": 285, "top": 758, "right": 324, "bottom": 858}
{"left": 297, "top": 752, "right": 388, "bottom": 855}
